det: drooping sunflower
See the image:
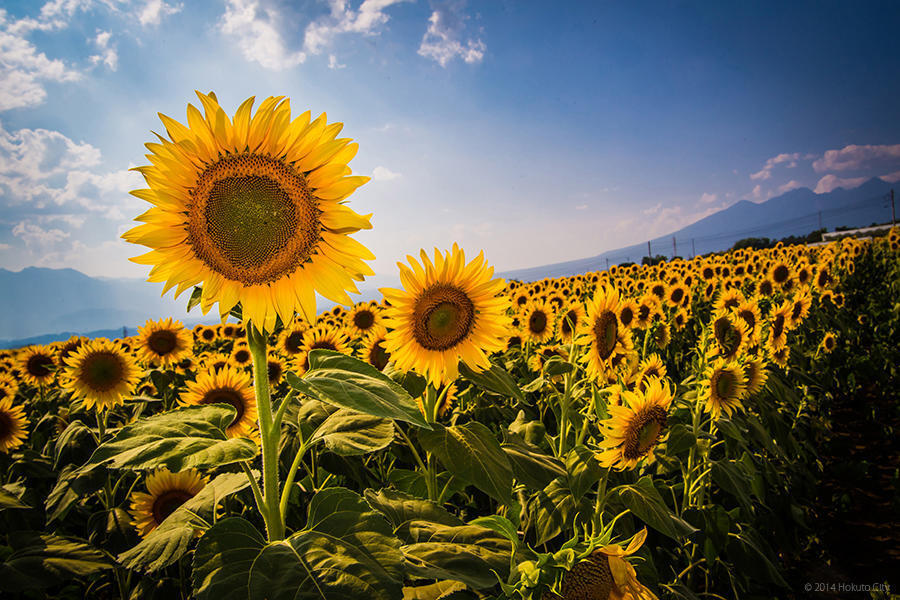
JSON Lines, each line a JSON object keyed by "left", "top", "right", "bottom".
{"left": 596, "top": 377, "right": 672, "bottom": 471}
{"left": 559, "top": 529, "right": 657, "bottom": 600}
{"left": 770, "top": 344, "right": 791, "bottom": 368}
{"left": 0, "top": 397, "right": 29, "bottom": 453}
{"left": 17, "top": 345, "right": 56, "bottom": 387}
{"left": 578, "top": 287, "right": 633, "bottom": 383}
{"left": 136, "top": 318, "right": 193, "bottom": 367}
{"left": 766, "top": 301, "right": 792, "bottom": 352}
{"left": 122, "top": 92, "right": 375, "bottom": 331}
{"left": 526, "top": 344, "right": 569, "bottom": 374}
{"left": 359, "top": 325, "right": 391, "bottom": 371}
{"left": 294, "top": 325, "right": 352, "bottom": 373}
{"left": 521, "top": 300, "right": 555, "bottom": 344}
{"left": 346, "top": 302, "right": 381, "bottom": 337}
{"left": 180, "top": 366, "right": 257, "bottom": 438}
{"left": 787, "top": 289, "right": 812, "bottom": 328}
{"left": 700, "top": 359, "right": 747, "bottom": 420}
{"left": 129, "top": 468, "right": 208, "bottom": 537}
{"left": 61, "top": 339, "right": 142, "bottom": 411}
{"left": 555, "top": 302, "right": 585, "bottom": 344}
{"left": 742, "top": 356, "right": 769, "bottom": 396}
{"left": 380, "top": 245, "right": 508, "bottom": 388}
{"left": 0, "top": 374, "right": 19, "bottom": 403}
{"left": 734, "top": 299, "right": 762, "bottom": 344}
{"left": 709, "top": 309, "right": 750, "bottom": 362}
{"left": 636, "top": 354, "right": 667, "bottom": 387}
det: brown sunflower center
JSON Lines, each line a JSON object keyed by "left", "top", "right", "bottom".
{"left": 77, "top": 351, "right": 126, "bottom": 392}
{"left": 592, "top": 310, "right": 618, "bottom": 360}
{"left": 233, "top": 349, "right": 251, "bottom": 364}
{"left": 714, "top": 317, "right": 740, "bottom": 357}
{"left": 561, "top": 552, "right": 614, "bottom": 600}
{"left": 26, "top": 354, "right": 54, "bottom": 378}
{"left": 152, "top": 489, "right": 195, "bottom": 524}
{"left": 825, "top": 335, "right": 836, "bottom": 350}
{"left": 0, "top": 410, "right": 14, "bottom": 441}
{"left": 738, "top": 309, "right": 756, "bottom": 330}
{"left": 623, "top": 405, "right": 667, "bottom": 460}
{"left": 619, "top": 306, "right": 634, "bottom": 327}
{"left": 561, "top": 309, "right": 577, "bottom": 336}
{"left": 188, "top": 153, "right": 320, "bottom": 285}
{"left": 201, "top": 388, "right": 246, "bottom": 423}
{"left": 284, "top": 331, "right": 304, "bottom": 354}
{"left": 368, "top": 340, "right": 391, "bottom": 371}
{"left": 791, "top": 301, "right": 803, "bottom": 321}
{"left": 147, "top": 330, "right": 178, "bottom": 356}
{"left": 267, "top": 360, "right": 284, "bottom": 383}
{"left": 353, "top": 310, "right": 375, "bottom": 330}
{"left": 713, "top": 370, "right": 738, "bottom": 400}
{"left": 772, "top": 314, "right": 785, "bottom": 339}
{"left": 759, "top": 280, "right": 774, "bottom": 296}
{"left": 528, "top": 310, "right": 548, "bottom": 335}
{"left": 412, "top": 285, "right": 475, "bottom": 351}
{"left": 201, "top": 329, "right": 216, "bottom": 341}
{"left": 669, "top": 287, "right": 684, "bottom": 304}
{"left": 773, "top": 264, "right": 789, "bottom": 283}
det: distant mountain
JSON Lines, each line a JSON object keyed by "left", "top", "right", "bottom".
{"left": 500, "top": 177, "right": 895, "bottom": 281}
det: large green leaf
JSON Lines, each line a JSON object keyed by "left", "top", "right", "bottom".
{"left": 364, "top": 488, "right": 464, "bottom": 538}
{"left": 81, "top": 405, "right": 258, "bottom": 473}
{"left": 458, "top": 362, "right": 524, "bottom": 402}
{"left": 248, "top": 487, "right": 403, "bottom": 600}
{"left": 288, "top": 350, "right": 430, "bottom": 428}
{"left": 312, "top": 408, "right": 395, "bottom": 456}
{"left": 402, "top": 520, "right": 512, "bottom": 590}
{"left": 418, "top": 422, "right": 513, "bottom": 504}
{"left": 118, "top": 472, "right": 250, "bottom": 571}
{"left": 501, "top": 435, "right": 566, "bottom": 490}
{"left": 727, "top": 530, "right": 788, "bottom": 587}
{"left": 53, "top": 420, "right": 96, "bottom": 468}
{"left": 614, "top": 476, "right": 697, "bottom": 541}
{"left": 0, "top": 486, "right": 29, "bottom": 510}
{"left": 711, "top": 460, "right": 755, "bottom": 515}
{"left": 527, "top": 476, "right": 588, "bottom": 546}
{"left": 0, "top": 533, "right": 111, "bottom": 592}
{"left": 192, "top": 517, "right": 265, "bottom": 600}
{"left": 664, "top": 423, "right": 696, "bottom": 456}
{"left": 564, "top": 446, "right": 603, "bottom": 501}
{"left": 45, "top": 464, "right": 104, "bottom": 523}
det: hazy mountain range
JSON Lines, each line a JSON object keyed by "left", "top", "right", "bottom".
{"left": 1, "top": 177, "right": 894, "bottom": 348}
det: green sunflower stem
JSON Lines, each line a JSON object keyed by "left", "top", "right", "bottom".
{"left": 247, "top": 324, "right": 285, "bottom": 542}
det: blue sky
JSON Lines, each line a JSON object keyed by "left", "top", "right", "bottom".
{"left": 1, "top": 0, "right": 899, "bottom": 280}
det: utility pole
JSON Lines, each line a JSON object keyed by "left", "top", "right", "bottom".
{"left": 647, "top": 241, "right": 652, "bottom": 260}
{"left": 672, "top": 236, "right": 677, "bottom": 258}
{"left": 691, "top": 238, "right": 696, "bottom": 258}
{"left": 892, "top": 189, "right": 895, "bottom": 226}
{"left": 605, "top": 257, "right": 609, "bottom": 270}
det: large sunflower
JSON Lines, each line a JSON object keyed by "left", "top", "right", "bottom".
{"left": 136, "top": 318, "right": 193, "bottom": 367}
{"left": 596, "top": 377, "right": 672, "bottom": 470}
{"left": 380, "top": 245, "right": 508, "bottom": 388}
{"left": 0, "top": 397, "right": 29, "bottom": 453}
{"left": 129, "top": 468, "right": 208, "bottom": 537}
{"left": 180, "top": 366, "right": 258, "bottom": 438}
{"left": 123, "top": 92, "right": 375, "bottom": 330}
{"left": 559, "top": 529, "right": 657, "bottom": 600}
{"left": 62, "top": 339, "right": 142, "bottom": 411}
{"left": 708, "top": 309, "right": 750, "bottom": 362}
{"left": 578, "top": 286, "right": 633, "bottom": 382}
{"left": 701, "top": 359, "right": 747, "bottom": 420}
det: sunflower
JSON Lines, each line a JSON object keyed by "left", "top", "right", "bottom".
{"left": 637, "top": 354, "right": 667, "bottom": 387}
{"left": 61, "top": 339, "right": 142, "bottom": 411}
{"left": 229, "top": 343, "right": 253, "bottom": 369}
{"left": 768, "top": 260, "right": 792, "bottom": 287}
{"left": 700, "top": 359, "right": 747, "bottom": 420}
{"left": 380, "top": 245, "right": 508, "bottom": 388}
{"left": 742, "top": 357, "right": 768, "bottom": 396}
{"left": 346, "top": 303, "right": 381, "bottom": 337}
{"left": 521, "top": 300, "right": 555, "bottom": 344}
{"left": 359, "top": 325, "right": 391, "bottom": 371}
{"left": 277, "top": 318, "right": 308, "bottom": 359}
{"left": 578, "top": 287, "right": 633, "bottom": 382}
{"left": 714, "top": 288, "right": 745, "bottom": 313}
{"left": 180, "top": 366, "right": 257, "bottom": 438}
{"left": 617, "top": 298, "right": 639, "bottom": 330}
{"left": 788, "top": 290, "right": 812, "bottom": 328}
{"left": 122, "top": 92, "right": 375, "bottom": 331}
{"left": 559, "top": 529, "right": 657, "bottom": 600}
{"left": 734, "top": 299, "right": 762, "bottom": 344}
{"left": 556, "top": 302, "right": 585, "bottom": 344}
{"left": 0, "top": 374, "right": 19, "bottom": 403}
{"left": 596, "top": 377, "right": 672, "bottom": 471}
{"left": 17, "top": 345, "right": 56, "bottom": 387}
{"left": 766, "top": 301, "right": 792, "bottom": 351}
{"left": 196, "top": 325, "right": 217, "bottom": 344}
{"left": 665, "top": 283, "right": 689, "bottom": 308}
{"left": 294, "top": 325, "right": 352, "bottom": 373}
{"left": 820, "top": 332, "right": 837, "bottom": 354}
{"left": 526, "top": 344, "right": 569, "bottom": 374}
{"left": 770, "top": 344, "right": 790, "bottom": 368}
{"left": 0, "top": 397, "right": 29, "bottom": 453}
{"left": 267, "top": 354, "right": 286, "bottom": 384}
{"left": 634, "top": 295, "right": 661, "bottom": 329}
{"left": 129, "top": 468, "right": 208, "bottom": 537}
{"left": 137, "top": 318, "right": 193, "bottom": 367}
{"left": 57, "top": 336, "right": 87, "bottom": 364}
{"left": 709, "top": 309, "right": 750, "bottom": 362}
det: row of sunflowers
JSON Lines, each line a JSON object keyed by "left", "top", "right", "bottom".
{"left": 2, "top": 93, "right": 899, "bottom": 599}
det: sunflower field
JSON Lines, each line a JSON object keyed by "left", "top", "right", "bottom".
{"left": 1, "top": 95, "right": 899, "bottom": 600}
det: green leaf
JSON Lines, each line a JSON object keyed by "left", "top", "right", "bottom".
{"left": 614, "top": 475, "right": 697, "bottom": 541}
{"left": 53, "top": 420, "right": 96, "bottom": 468}
{"left": 501, "top": 435, "right": 565, "bottom": 490}
{"left": 401, "top": 581, "right": 468, "bottom": 600}
{"left": 418, "top": 422, "right": 513, "bottom": 504}
{"left": 45, "top": 464, "right": 99, "bottom": 523}
{"left": 248, "top": 487, "right": 403, "bottom": 600}
{"left": 527, "top": 477, "right": 587, "bottom": 546}
{"left": 192, "top": 517, "right": 265, "bottom": 600}
{"left": 664, "top": 423, "right": 696, "bottom": 456}
{"left": 565, "top": 446, "right": 602, "bottom": 501}
{"left": 402, "top": 520, "right": 512, "bottom": 590}
{"left": 118, "top": 472, "right": 250, "bottom": 572}
{"left": 288, "top": 350, "right": 430, "bottom": 429}
{"left": 0, "top": 533, "right": 111, "bottom": 592}
{"left": 364, "top": 488, "right": 464, "bottom": 537}
{"left": 727, "top": 531, "right": 788, "bottom": 587}
{"left": 469, "top": 515, "right": 520, "bottom": 549}
{"left": 458, "top": 362, "right": 524, "bottom": 402}
{"left": 0, "top": 486, "right": 29, "bottom": 509}
{"left": 387, "top": 368, "right": 427, "bottom": 400}
{"left": 312, "top": 408, "right": 394, "bottom": 456}
{"left": 81, "top": 405, "right": 258, "bottom": 473}
{"left": 711, "top": 460, "right": 755, "bottom": 515}
{"left": 543, "top": 356, "right": 574, "bottom": 377}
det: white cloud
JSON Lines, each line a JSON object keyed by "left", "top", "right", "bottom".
{"left": 699, "top": 192, "right": 717, "bottom": 204}
{"left": 575, "top": 204, "right": 588, "bottom": 210}
{"left": 12, "top": 221, "right": 70, "bottom": 247}
{"left": 372, "top": 165, "right": 401, "bottom": 181}
{"left": 0, "top": 9, "right": 82, "bottom": 111}
{"left": 89, "top": 29, "right": 117, "bottom": 70}
{"left": 138, "top": 0, "right": 182, "bottom": 26}
{"left": 418, "top": 0, "right": 485, "bottom": 67}
{"left": 882, "top": 170, "right": 900, "bottom": 183}
{"left": 813, "top": 143, "right": 900, "bottom": 173}
{"left": 814, "top": 173, "right": 869, "bottom": 194}
{"left": 327, "top": 54, "right": 346, "bottom": 69}
{"left": 305, "top": 0, "right": 409, "bottom": 56}
{"left": 750, "top": 152, "right": 806, "bottom": 181}
{"left": 220, "top": 0, "right": 306, "bottom": 70}
{"left": 776, "top": 180, "right": 803, "bottom": 194}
